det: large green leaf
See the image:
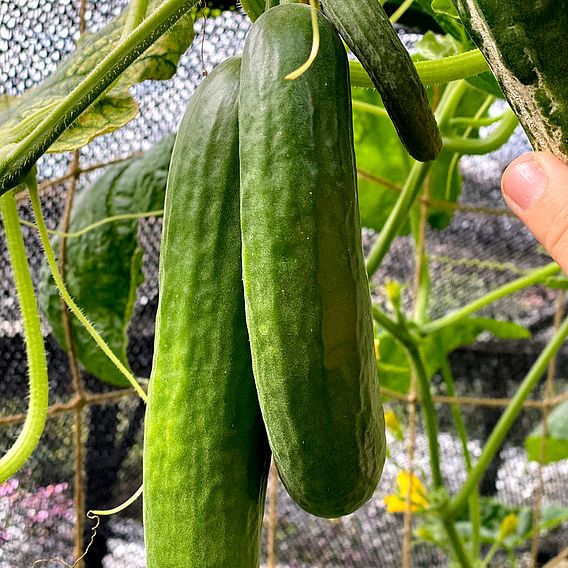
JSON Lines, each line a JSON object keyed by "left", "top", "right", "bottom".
{"left": 353, "top": 86, "right": 468, "bottom": 232}
{"left": 377, "top": 316, "right": 530, "bottom": 393}
{"left": 413, "top": 0, "right": 467, "bottom": 40}
{"left": 0, "top": 0, "right": 194, "bottom": 153}
{"left": 353, "top": 89, "right": 410, "bottom": 233}
{"left": 39, "top": 135, "right": 175, "bottom": 387}
{"left": 525, "top": 399, "right": 568, "bottom": 464}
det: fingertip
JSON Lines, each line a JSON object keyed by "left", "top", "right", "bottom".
{"left": 502, "top": 153, "right": 548, "bottom": 210}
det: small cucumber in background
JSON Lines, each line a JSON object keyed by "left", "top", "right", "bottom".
{"left": 239, "top": 4, "right": 386, "bottom": 519}
{"left": 453, "top": 0, "right": 568, "bottom": 162}
{"left": 143, "top": 57, "right": 270, "bottom": 567}
{"left": 322, "top": 0, "right": 442, "bottom": 162}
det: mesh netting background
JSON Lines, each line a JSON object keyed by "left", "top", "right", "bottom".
{"left": 1, "top": 1, "right": 568, "bottom": 567}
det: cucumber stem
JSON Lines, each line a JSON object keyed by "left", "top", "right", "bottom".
{"left": 389, "top": 0, "right": 414, "bottom": 25}
{"left": 0, "top": 188, "right": 49, "bottom": 483}
{"left": 371, "top": 307, "right": 443, "bottom": 489}
{"left": 350, "top": 49, "right": 489, "bottom": 89}
{"left": 365, "top": 161, "right": 431, "bottom": 276}
{"left": 442, "top": 108, "right": 518, "bottom": 154}
{"left": 365, "top": 81, "right": 467, "bottom": 278}
{"left": 436, "top": 341, "right": 481, "bottom": 559}
{"left": 446, "top": 313, "right": 568, "bottom": 519}
{"left": 421, "top": 263, "right": 560, "bottom": 336}
{"left": 0, "top": 0, "right": 199, "bottom": 196}
{"left": 284, "top": 0, "right": 320, "bottom": 80}
{"left": 121, "top": 0, "right": 150, "bottom": 40}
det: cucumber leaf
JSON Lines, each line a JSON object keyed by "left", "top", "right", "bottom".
{"left": 39, "top": 135, "right": 175, "bottom": 387}
{"left": 0, "top": 95, "right": 17, "bottom": 113}
{"left": 353, "top": 87, "right": 466, "bottom": 232}
{"left": 0, "top": 0, "right": 194, "bottom": 153}
{"left": 430, "top": 0, "right": 459, "bottom": 20}
{"left": 525, "top": 399, "right": 568, "bottom": 464}
{"left": 412, "top": 0, "right": 467, "bottom": 41}
{"left": 543, "top": 276, "right": 568, "bottom": 290}
{"left": 376, "top": 316, "right": 530, "bottom": 394}
{"left": 353, "top": 89, "right": 410, "bottom": 233}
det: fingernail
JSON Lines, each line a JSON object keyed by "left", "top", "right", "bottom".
{"left": 503, "top": 156, "right": 548, "bottom": 209}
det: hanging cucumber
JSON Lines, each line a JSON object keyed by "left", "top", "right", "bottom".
{"left": 452, "top": 0, "right": 568, "bottom": 161}
{"left": 143, "top": 57, "right": 270, "bottom": 567}
{"left": 239, "top": 4, "right": 386, "bottom": 519}
{"left": 321, "top": 0, "right": 442, "bottom": 162}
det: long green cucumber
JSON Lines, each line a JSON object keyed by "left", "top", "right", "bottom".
{"left": 322, "top": 0, "right": 442, "bottom": 162}
{"left": 239, "top": 4, "right": 386, "bottom": 519}
{"left": 143, "top": 57, "right": 270, "bottom": 567}
{"left": 452, "top": 0, "right": 568, "bottom": 162}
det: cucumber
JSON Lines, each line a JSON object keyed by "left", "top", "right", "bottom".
{"left": 239, "top": 4, "right": 386, "bottom": 519}
{"left": 143, "top": 57, "right": 270, "bottom": 567}
{"left": 453, "top": 0, "right": 568, "bottom": 161}
{"left": 322, "top": 0, "right": 442, "bottom": 162}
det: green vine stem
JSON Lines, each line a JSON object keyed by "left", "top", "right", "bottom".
{"left": 366, "top": 162, "right": 431, "bottom": 276}
{"left": 480, "top": 537, "right": 503, "bottom": 568}
{"left": 373, "top": 313, "right": 476, "bottom": 568}
{"left": 349, "top": 49, "right": 489, "bottom": 90}
{"left": 352, "top": 99, "right": 388, "bottom": 120}
{"left": 446, "top": 313, "right": 568, "bottom": 519}
{"left": 0, "top": 0, "right": 198, "bottom": 195}
{"left": 122, "top": 0, "right": 150, "bottom": 39}
{"left": 442, "top": 518, "right": 475, "bottom": 568}
{"left": 442, "top": 108, "right": 519, "bottom": 155}
{"left": 27, "top": 178, "right": 147, "bottom": 402}
{"left": 421, "top": 263, "right": 560, "bottom": 336}
{"left": 0, "top": 190, "right": 49, "bottom": 483}
{"left": 410, "top": 199, "right": 430, "bottom": 325}
{"left": 389, "top": 0, "right": 414, "bottom": 25}
{"left": 437, "top": 80, "right": 470, "bottom": 132}
{"left": 365, "top": 80, "right": 469, "bottom": 277}
{"left": 450, "top": 114, "right": 504, "bottom": 128}
{"left": 371, "top": 307, "right": 443, "bottom": 488}
{"left": 405, "top": 342, "right": 443, "bottom": 488}
{"left": 436, "top": 341, "right": 481, "bottom": 559}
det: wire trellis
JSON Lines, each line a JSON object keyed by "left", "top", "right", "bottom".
{"left": 1, "top": 1, "right": 568, "bottom": 567}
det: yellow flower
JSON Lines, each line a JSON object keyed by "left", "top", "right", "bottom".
{"left": 384, "top": 408, "right": 404, "bottom": 440}
{"left": 498, "top": 513, "right": 519, "bottom": 539}
{"left": 384, "top": 471, "right": 429, "bottom": 513}
{"left": 385, "top": 281, "right": 401, "bottom": 311}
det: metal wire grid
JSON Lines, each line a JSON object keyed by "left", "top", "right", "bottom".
{"left": 1, "top": 1, "right": 568, "bottom": 566}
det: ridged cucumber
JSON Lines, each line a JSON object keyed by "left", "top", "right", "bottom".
{"left": 143, "top": 57, "right": 270, "bottom": 567}
{"left": 322, "top": 0, "right": 442, "bottom": 162}
{"left": 239, "top": 4, "right": 386, "bottom": 519}
{"left": 453, "top": 0, "right": 568, "bottom": 161}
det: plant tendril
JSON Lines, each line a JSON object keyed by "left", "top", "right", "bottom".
{"left": 27, "top": 178, "right": 147, "bottom": 402}
{"left": 19, "top": 209, "right": 164, "bottom": 240}
{"left": 285, "top": 0, "right": 320, "bottom": 80}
